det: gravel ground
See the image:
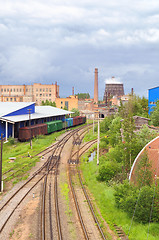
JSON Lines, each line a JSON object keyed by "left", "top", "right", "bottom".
{"left": 0, "top": 130, "right": 117, "bottom": 240}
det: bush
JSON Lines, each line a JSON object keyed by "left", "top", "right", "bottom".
{"left": 114, "top": 181, "right": 159, "bottom": 223}
{"left": 97, "top": 161, "right": 121, "bottom": 182}
{"left": 8, "top": 137, "right": 15, "bottom": 145}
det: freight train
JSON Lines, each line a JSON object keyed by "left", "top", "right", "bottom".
{"left": 18, "top": 116, "right": 86, "bottom": 141}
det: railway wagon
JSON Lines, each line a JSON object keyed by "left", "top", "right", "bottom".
{"left": 82, "top": 116, "right": 86, "bottom": 124}
{"left": 46, "top": 120, "right": 63, "bottom": 134}
{"left": 66, "top": 118, "right": 73, "bottom": 128}
{"left": 73, "top": 116, "right": 83, "bottom": 126}
{"left": 19, "top": 124, "right": 48, "bottom": 141}
{"left": 62, "top": 121, "right": 67, "bottom": 129}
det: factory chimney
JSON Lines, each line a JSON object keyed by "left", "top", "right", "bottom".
{"left": 72, "top": 87, "right": 74, "bottom": 96}
{"left": 94, "top": 68, "right": 98, "bottom": 103}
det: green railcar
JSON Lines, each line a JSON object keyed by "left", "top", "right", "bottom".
{"left": 56, "top": 120, "right": 63, "bottom": 131}
{"left": 62, "top": 121, "right": 67, "bottom": 129}
{"left": 46, "top": 120, "right": 63, "bottom": 134}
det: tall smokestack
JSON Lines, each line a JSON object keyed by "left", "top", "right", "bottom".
{"left": 72, "top": 87, "right": 74, "bottom": 96}
{"left": 94, "top": 68, "right": 98, "bottom": 103}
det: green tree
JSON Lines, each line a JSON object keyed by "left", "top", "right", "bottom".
{"left": 76, "top": 93, "right": 90, "bottom": 99}
{"left": 136, "top": 125, "right": 157, "bottom": 150}
{"left": 41, "top": 100, "right": 56, "bottom": 107}
{"left": 122, "top": 114, "right": 137, "bottom": 171}
{"left": 119, "top": 94, "right": 148, "bottom": 118}
{"left": 114, "top": 181, "right": 159, "bottom": 223}
{"left": 108, "top": 116, "right": 122, "bottom": 147}
{"left": 71, "top": 108, "right": 80, "bottom": 117}
{"left": 135, "top": 150, "right": 153, "bottom": 187}
{"left": 63, "top": 106, "right": 68, "bottom": 110}
{"left": 97, "top": 161, "right": 121, "bottom": 182}
{"left": 150, "top": 100, "right": 159, "bottom": 126}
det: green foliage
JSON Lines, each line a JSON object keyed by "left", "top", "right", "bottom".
{"left": 76, "top": 93, "right": 90, "bottom": 99}
{"left": 63, "top": 105, "right": 68, "bottom": 110}
{"left": 114, "top": 181, "right": 159, "bottom": 223}
{"left": 71, "top": 108, "right": 80, "bottom": 117}
{"left": 105, "top": 144, "right": 124, "bottom": 163}
{"left": 135, "top": 150, "right": 153, "bottom": 187}
{"left": 99, "top": 115, "right": 114, "bottom": 133}
{"left": 119, "top": 94, "right": 148, "bottom": 118}
{"left": 97, "top": 161, "right": 121, "bottom": 182}
{"left": 136, "top": 125, "right": 157, "bottom": 149}
{"left": 108, "top": 116, "right": 122, "bottom": 147}
{"left": 8, "top": 137, "right": 15, "bottom": 144}
{"left": 150, "top": 100, "right": 159, "bottom": 126}
{"left": 41, "top": 100, "right": 56, "bottom": 107}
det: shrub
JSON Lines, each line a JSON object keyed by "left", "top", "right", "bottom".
{"left": 114, "top": 181, "right": 159, "bottom": 223}
{"left": 8, "top": 137, "right": 15, "bottom": 145}
{"left": 97, "top": 161, "right": 121, "bottom": 182}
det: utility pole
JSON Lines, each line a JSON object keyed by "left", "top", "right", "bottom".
{"left": 28, "top": 109, "right": 32, "bottom": 149}
{"left": 97, "top": 116, "right": 100, "bottom": 165}
{"left": 0, "top": 133, "right": 3, "bottom": 192}
{"left": 93, "top": 114, "right": 94, "bottom": 135}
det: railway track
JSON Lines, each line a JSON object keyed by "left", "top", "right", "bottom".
{"left": 69, "top": 132, "right": 128, "bottom": 240}
{"left": 40, "top": 124, "right": 93, "bottom": 240}
{"left": 2, "top": 124, "right": 93, "bottom": 182}
{"left": 0, "top": 125, "right": 90, "bottom": 239}
{"left": 68, "top": 132, "right": 106, "bottom": 240}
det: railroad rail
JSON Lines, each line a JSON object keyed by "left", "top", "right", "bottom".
{"left": 69, "top": 132, "right": 128, "bottom": 240}
{"left": 0, "top": 125, "right": 90, "bottom": 238}
{"left": 0, "top": 123, "right": 92, "bottom": 239}
{"left": 68, "top": 132, "right": 106, "bottom": 239}
{"left": 2, "top": 124, "right": 93, "bottom": 181}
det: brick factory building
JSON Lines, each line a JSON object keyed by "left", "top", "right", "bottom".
{"left": 0, "top": 82, "right": 59, "bottom": 105}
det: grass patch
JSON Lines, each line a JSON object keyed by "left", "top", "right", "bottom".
{"left": 80, "top": 156, "right": 159, "bottom": 240}
{"left": 60, "top": 182, "right": 72, "bottom": 216}
{"left": 2, "top": 130, "right": 65, "bottom": 186}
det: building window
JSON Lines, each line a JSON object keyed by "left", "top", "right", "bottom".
{"left": 17, "top": 89, "right": 18, "bottom": 92}
{"left": 61, "top": 101, "right": 63, "bottom": 104}
{"left": 1, "top": 89, "right": 3, "bottom": 92}
{"left": 10, "top": 98, "right": 12, "bottom": 101}
{"left": 40, "top": 89, "right": 42, "bottom": 92}
{"left": 43, "top": 94, "right": 45, "bottom": 96}
{"left": 14, "top": 89, "right": 15, "bottom": 92}
{"left": 46, "top": 88, "right": 48, "bottom": 92}
{"left": 20, "top": 89, "right": 21, "bottom": 92}
{"left": 4, "top": 89, "right": 6, "bottom": 92}
{"left": 46, "top": 94, "right": 48, "bottom": 96}
{"left": 40, "top": 94, "right": 42, "bottom": 97}
{"left": 6, "top": 98, "right": 8, "bottom": 101}
{"left": 65, "top": 101, "right": 68, "bottom": 110}
{"left": 7, "top": 89, "right": 9, "bottom": 92}
{"left": 43, "top": 89, "right": 45, "bottom": 92}
{"left": 49, "top": 94, "right": 51, "bottom": 96}
{"left": 14, "top": 98, "right": 16, "bottom": 101}
{"left": 36, "top": 94, "right": 38, "bottom": 96}
{"left": 11, "top": 89, "right": 12, "bottom": 92}
{"left": 36, "top": 89, "right": 38, "bottom": 92}
{"left": 49, "top": 88, "right": 51, "bottom": 92}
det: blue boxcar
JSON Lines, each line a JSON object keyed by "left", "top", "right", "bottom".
{"left": 66, "top": 118, "right": 73, "bottom": 128}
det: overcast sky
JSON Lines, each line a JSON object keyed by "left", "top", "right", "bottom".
{"left": 0, "top": 0, "right": 159, "bottom": 99}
